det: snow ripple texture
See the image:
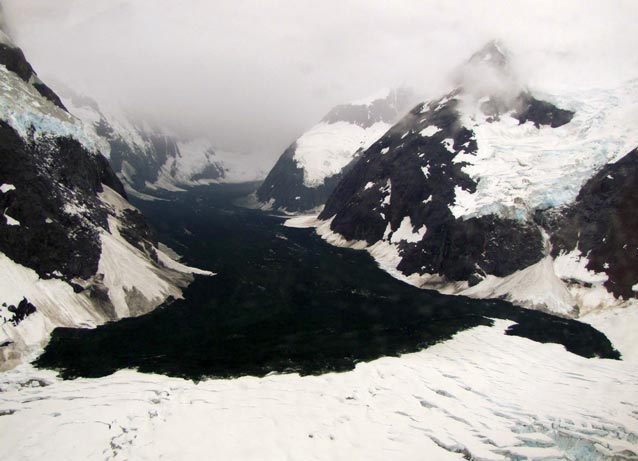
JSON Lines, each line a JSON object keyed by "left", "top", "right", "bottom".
{"left": 1, "top": 321, "right": 636, "bottom": 461}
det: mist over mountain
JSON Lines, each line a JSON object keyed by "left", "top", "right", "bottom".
{"left": 3, "top": 0, "right": 637, "bottom": 166}
{"left": 1, "top": 3, "right": 638, "bottom": 461}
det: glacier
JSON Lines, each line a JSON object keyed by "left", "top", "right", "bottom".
{"left": 451, "top": 79, "right": 638, "bottom": 221}
{"left": 0, "top": 64, "right": 103, "bottom": 153}
{"left": 1, "top": 319, "right": 636, "bottom": 461}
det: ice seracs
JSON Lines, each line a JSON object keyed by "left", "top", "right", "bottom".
{"left": 303, "top": 40, "right": 638, "bottom": 321}
{"left": 452, "top": 81, "right": 638, "bottom": 221}
{"left": 0, "top": 65, "right": 100, "bottom": 153}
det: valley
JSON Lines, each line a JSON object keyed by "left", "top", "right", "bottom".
{"left": 1, "top": 2, "right": 637, "bottom": 459}
{"left": 35, "top": 184, "right": 619, "bottom": 381}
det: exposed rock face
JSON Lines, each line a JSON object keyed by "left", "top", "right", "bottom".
{"left": 0, "top": 34, "right": 208, "bottom": 368}
{"left": 0, "top": 121, "right": 111, "bottom": 280}
{"left": 0, "top": 41, "right": 66, "bottom": 110}
{"left": 314, "top": 41, "right": 637, "bottom": 315}
{"left": 542, "top": 148, "right": 638, "bottom": 299}
{"left": 320, "top": 91, "right": 554, "bottom": 284}
{"left": 1, "top": 298, "right": 37, "bottom": 327}
{"left": 513, "top": 92, "right": 575, "bottom": 128}
{"left": 257, "top": 88, "right": 415, "bottom": 212}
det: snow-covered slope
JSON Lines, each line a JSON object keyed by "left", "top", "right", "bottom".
{"left": 308, "top": 41, "right": 638, "bottom": 318}
{"left": 1, "top": 318, "right": 636, "bottom": 460}
{"left": 0, "top": 35, "right": 213, "bottom": 369}
{"left": 451, "top": 81, "right": 638, "bottom": 220}
{"left": 60, "top": 89, "right": 265, "bottom": 194}
{"left": 256, "top": 88, "right": 415, "bottom": 212}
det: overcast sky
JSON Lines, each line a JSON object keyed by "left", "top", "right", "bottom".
{"left": 3, "top": 0, "right": 637, "bottom": 163}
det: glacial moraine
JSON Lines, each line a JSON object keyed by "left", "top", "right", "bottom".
{"left": 36, "top": 183, "right": 619, "bottom": 380}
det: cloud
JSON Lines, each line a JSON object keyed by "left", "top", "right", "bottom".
{"left": 2, "top": 0, "right": 637, "bottom": 164}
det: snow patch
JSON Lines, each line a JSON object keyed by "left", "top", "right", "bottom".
{"left": 98, "top": 185, "right": 135, "bottom": 215}
{"left": 156, "top": 250, "right": 214, "bottom": 277}
{"left": 389, "top": 216, "right": 427, "bottom": 244}
{"left": 62, "top": 201, "right": 89, "bottom": 217}
{"left": 305, "top": 217, "right": 463, "bottom": 295}
{"left": 450, "top": 186, "right": 480, "bottom": 219}
{"left": 442, "top": 138, "right": 455, "bottom": 153}
{"left": 3, "top": 212, "right": 19, "bottom": 226}
{"left": 283, "top": 215, "right": 322, "bottom": 229}
{"left": 0, "top": 184, "right": 16, "bottom": 193}
{"left": 380, "top": 179, "right": 391, "bottom": 207}
{"left": 420, "top": 125, "right": 441, "bottom": 137}
{"left": 296, "top": 216, "right": 623, "bottom": 318}
{"left": 554, "top": 249, "right": 608, "bottom": 284}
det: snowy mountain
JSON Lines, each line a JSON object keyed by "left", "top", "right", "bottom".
{"left": 60, "top": 88, "right": 265, "bottom": 194}
{"left": 0, "top": 32, "right": 212, "bottom": 369}
{"left": 293, "top": 41, "right": 638, "bottom": 317}
{"left": 256, "top": 88, "right": 415, "bottom": 212}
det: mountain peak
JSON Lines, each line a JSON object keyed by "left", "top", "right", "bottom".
{"left": 320, "top": 87, "right": 415, "bottom": 128}
{"left": 452, "top": 40, "right": 521, "bottom": 106}
{"left": 467, "top": 40, "right": 509, "bottom": 68}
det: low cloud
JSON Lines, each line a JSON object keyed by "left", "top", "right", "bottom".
{"left": 3, "top": 0, "right": 637, "bottom": 165}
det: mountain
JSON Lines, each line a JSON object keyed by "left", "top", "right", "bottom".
{"left": 59, "top": 88, "right": 265, "bottom": 195}
{"left": 256, "top": 88, "right": 415, "bottom": 212}
{"left": 0, "top": 31, "right": 212, "bottom": 369}
{"left": 302, "top": 41, "right": 638, "bottom": 317}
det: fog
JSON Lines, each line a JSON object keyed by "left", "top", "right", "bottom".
{"left": 3, "top": 0, "right": 637, "bottom": 164}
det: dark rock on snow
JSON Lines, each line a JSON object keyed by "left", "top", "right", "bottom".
{"left": 542, "top": 148, "right": 638, "bottom": 299}
{"left": 319, "top": 41, "right": 597, "bottom": 291}
{"left": 320, "top": 94, "right": 547, "bottom": 283}
{"left": 257, "top": 89, "right": 415, "bottom": 212}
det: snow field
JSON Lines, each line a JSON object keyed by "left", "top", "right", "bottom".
{"left": 294, "top": 121, "right": 390, "bottom": 187}
{"left": 1, "top": 320, "right": 636, "bottom": 461}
